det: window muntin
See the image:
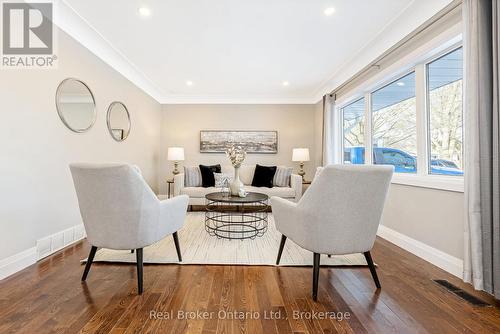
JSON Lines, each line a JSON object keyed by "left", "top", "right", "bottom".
{"left": 427, "top": 47, "right": 463, "bottom": 176}
{"left": 371, "top": 72, "right": 417, "bottom": 173}
{"left": 342, "top": 98, "right": 365, "bottom": 164}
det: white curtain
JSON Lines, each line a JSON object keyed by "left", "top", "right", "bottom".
{"left": 463, "top": 0, "right": 500, "bottom": 298}
{"left": 322, "top": 94, "right": 335, "bottom": 166}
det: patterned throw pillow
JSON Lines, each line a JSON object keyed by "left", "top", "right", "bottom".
{"left": 184, "top": 166, "right": 202, "bottom": 187}
{"left": 214, "top": 173, "right": 233, "bottom": 188}
{"left": 273, "top": 166, "right": 293, "bottom": 187}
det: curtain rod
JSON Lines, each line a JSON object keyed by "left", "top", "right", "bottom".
{"left": 328, "top": 0, "right": 462, "bottom": 98}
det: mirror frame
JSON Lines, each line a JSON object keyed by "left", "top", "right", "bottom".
{"left": 106, "top": 101, "right": 131, "bottom": 142}
{"left": 55, "top": 78, "right": 97, "bottom": 133}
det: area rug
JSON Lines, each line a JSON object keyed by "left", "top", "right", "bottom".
{"left": 85, "top": 212, "right": 368, "bottom": 267}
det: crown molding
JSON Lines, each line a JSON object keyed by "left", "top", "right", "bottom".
{"left": 312, "top": 0, "right": 454, "bottom": 102}
{"left": 54, "top": 0, "right": 165, "bottom": 103}
{"left": 160, "top": 95, "right": 317, "bottom": 105}
{"left": 54, "top": 2, "right": 317, "bottom": 105}
{"left": 53, "top": 0, "right": 451, "bottom": 106}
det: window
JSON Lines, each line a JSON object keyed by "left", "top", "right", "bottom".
{"left": 371, "top": 72, "right": 417, "bottom": 173}
{"left": 342, "top": 98, "right": 365, "bottom": 164}
{"left": 427, "top": 47, "right": 463, "bottom": 176}
{"left": 334, "top": 43, "right": 464, "bottom": 191}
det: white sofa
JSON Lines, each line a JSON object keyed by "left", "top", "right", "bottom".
{"left": 173, "top": 165, "right": 302, "bottom": 205}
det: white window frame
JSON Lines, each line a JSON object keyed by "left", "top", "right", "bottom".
{"left": 335, "top": 42, "right": 464, "bottom": 193}
{"left": 340, "top": 97, "right": 366, "bottom": 164}
{"left": 424, "top": 46, "right": 464, "bottom": 177}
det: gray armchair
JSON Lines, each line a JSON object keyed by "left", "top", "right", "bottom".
{"left": 70, "top": 163, "right": 189, "bottom": 294}
{"left": 272, "top": 165, "right": 393, "bottom": 300}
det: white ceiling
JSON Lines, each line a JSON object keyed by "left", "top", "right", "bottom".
{"left": 59, "top": 0, "right": 452, "bottom": 104}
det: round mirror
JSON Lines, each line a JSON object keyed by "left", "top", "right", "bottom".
{"left": 55, "top": 78, "right": 96, "bottom": 133}
{"left": 107, "top": 101, "right": 131, "bottom": 142}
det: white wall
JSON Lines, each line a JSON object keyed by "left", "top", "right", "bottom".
{"left": 0, "top": 29, "right": 162, "bottom": 261}
{"left": 159, "top": 104, "right": 317, "bottom": 195}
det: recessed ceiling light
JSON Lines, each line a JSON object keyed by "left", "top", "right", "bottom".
{"left": 282, "top": 81, "right": 289, "bottom": 86}
{"left": 186, "top": 80, "right": 193, "bottom": 86}
{"left": 396, "top": 82, "right": 405, "bottom": 86}
{"left": 324, "top": 7, "right": 336, "bottom": 16}
{"left": 138, "top": 7, "right": 151, "bottom": 17}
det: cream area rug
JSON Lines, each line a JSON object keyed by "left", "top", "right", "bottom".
{"left": 86, "top": 212, "right": 368, "bottom": 267}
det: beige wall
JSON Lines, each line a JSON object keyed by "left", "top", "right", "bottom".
{"left": 381, "top": 184, "right": 464, "bottom": 259}
{"left": 0, "top": 29, "right": 162, "bottom": 260}
{"left": 159, "top": 104, "right": 317, "bottom": 195}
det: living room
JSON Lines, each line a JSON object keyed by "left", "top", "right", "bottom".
{"left": 1, "top": 0, "right": 499, "bottom": 333}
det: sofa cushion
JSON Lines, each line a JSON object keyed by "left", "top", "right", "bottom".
{"left": 199, "top": 164, "right": 221, "bottom": 187}
{"left": 239, "top": 165, "right": 255, "bottom": 185}
{"left": 221, "top": 165, "right": 234, "bottom": 175}
{"left": 181, "top": 186, "right": 219, "bottom": 198}
{"left": 245, "top": 186, "right": 295, "bottom": 198}
{"left": 181, "top": 186, "right": 295, "bottom": 199}
{"left": 273, "top": 166, "right": 292, "bottom": 187}
{"left": 184, "top": 166, "right": 202, "bottom": 187}
{"left": 208, "top": 165, "right": 258, "bottom": 185}
{"left": 251, "top": 164, "right": 277, "bottom": 188}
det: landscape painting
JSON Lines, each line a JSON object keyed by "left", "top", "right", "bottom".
{"left": 200, "top": 130, "right": 278, "bottom": 153}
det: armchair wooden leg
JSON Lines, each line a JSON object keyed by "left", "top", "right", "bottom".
{"left": 364, "top": 251, "right": 381, "bottom": 289}
{"left": 173, "top": 232, "right": 182, "bottom": 262}
{"left": 276, "top": 235, "right": 287, "bottom": 265}
{"left": 82, "top": 246, "right": 97, "bottom": 281}
{"left": 312, "top": 253, "right": 321, "bottom": 301}
{"left": 136, "top": 248, "right": 143, "bottom": 294}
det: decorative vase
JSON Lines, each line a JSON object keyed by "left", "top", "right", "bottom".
{"left": 230, "top": 166, "right": 244, "bottom": 196}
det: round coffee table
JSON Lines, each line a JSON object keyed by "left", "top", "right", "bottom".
{"left": 205, "top": 192, "right": 269, "bottom": 240}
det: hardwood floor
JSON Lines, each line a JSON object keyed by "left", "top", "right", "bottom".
{"left": 0, "top": 237, "right": 499, "bottom": 334}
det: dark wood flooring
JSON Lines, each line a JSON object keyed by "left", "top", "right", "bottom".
{"left": 0, "top": 237, "right": 499, "bottom": 333}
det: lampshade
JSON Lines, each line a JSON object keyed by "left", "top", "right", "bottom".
{"left": 292, "top": 148, "right": 310, "bottom": 162}
{"left": 167, "top": 147, "right": 185, "bottom": 161}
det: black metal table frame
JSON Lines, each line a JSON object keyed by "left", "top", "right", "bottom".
{"left": 205, "top": 193, "right": 269, "bottom": 240}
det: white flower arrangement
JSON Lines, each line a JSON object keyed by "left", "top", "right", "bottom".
{"left": 225, "top": 145, "right": 247, "bottom": 168}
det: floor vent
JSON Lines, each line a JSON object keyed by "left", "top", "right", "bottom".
{"left": 433, "top": 279, "right": 490, "bottom": 307}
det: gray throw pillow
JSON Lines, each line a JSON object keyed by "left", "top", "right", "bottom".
{"left": 273, "top": 166, "right": 293, "bottom": 187}
{"left": 184, "top": 166, "right": 202, "bottom": 187}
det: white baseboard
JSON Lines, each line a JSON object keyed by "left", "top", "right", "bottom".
{"left": 0, "top": 247, "right": 37, "bottom": 281}
{"left": 2, "top": 223, "right": 462, "bottom": 281}
{"left": 377, "top": 224, "right": 463, "bottom": 278}
{"left": 36, "top": 224, "right": 86, "bottom": 260}
{"left": 0, "top": 224, "right": 87, "bottom": 281}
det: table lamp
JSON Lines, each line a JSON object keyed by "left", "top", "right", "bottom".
{"left": 292, "top": 148, "right": 310, "bottom": 180}
{"left": 168, "top": 147, "right": 185, "bottom": 175}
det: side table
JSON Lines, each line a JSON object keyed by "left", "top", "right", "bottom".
{"left": 166, "top": 179, "right": 174, "bottom": 198}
